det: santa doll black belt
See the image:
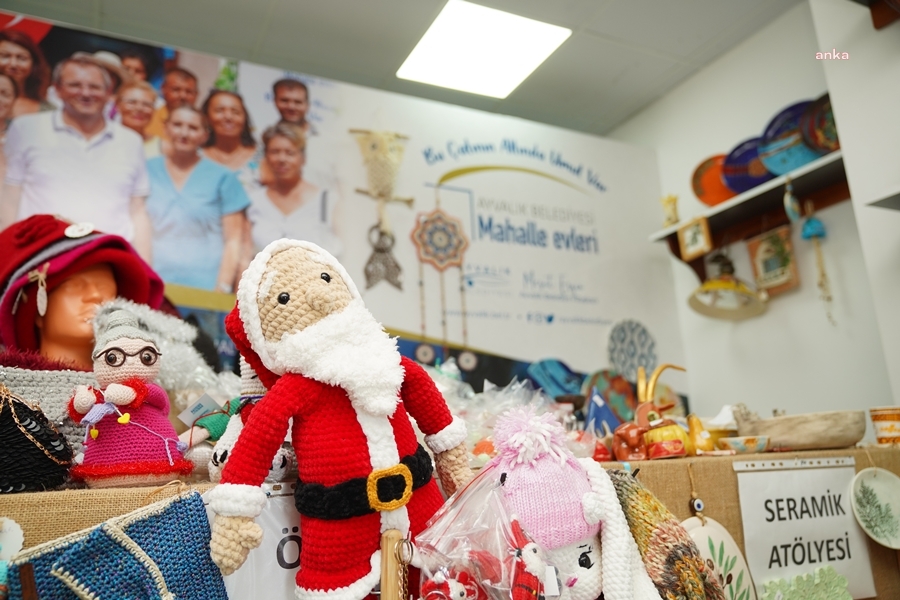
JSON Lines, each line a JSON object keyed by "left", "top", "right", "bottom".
{"left": 293, "top": 444, "right": 433, "bottom": 519}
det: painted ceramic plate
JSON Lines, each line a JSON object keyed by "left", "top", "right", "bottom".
{"left": 682, "top": 516, "right": 758, "bottom": 600}
{"left": 800, "top": 94, "right": 840, "bottom": 153}
{"left": 692, "top": 155, "right": 736, "bottom": 207}
{"left": 850, "top": 467, "right": 900, "bottom": 549}
{"left": 607, "top": 319, "right": 657, "bottom": 384}
{"left": 722, "top": 138, "right": 774, "bottom": 193}
{"left": 759, "top": 101, "right": 824, "bottom": 175}
{"left": 581, "top": 370, "right": 637, "bottom": 424}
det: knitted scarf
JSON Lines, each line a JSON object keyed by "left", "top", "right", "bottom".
{"left": 607, "top": 469, "right": 725, "bottom": 600}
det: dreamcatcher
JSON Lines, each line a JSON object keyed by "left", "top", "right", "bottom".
{"left": 410, "top": 188, "right": 474, "bottom": 369}
{"left": 350, "top": 129, "right": 414, "bottom": 289}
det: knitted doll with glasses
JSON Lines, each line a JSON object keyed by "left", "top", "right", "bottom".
{"left": 68, "top": 309, "right": 193, "bottom": 488}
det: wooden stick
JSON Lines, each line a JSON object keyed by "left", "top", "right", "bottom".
{"left": 380, "top": 529, "right": 403, "bottom": 600}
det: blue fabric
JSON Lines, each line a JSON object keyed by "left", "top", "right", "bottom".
{"left": 6, "top": 492, "right": 227, "bottom": 600}
{"left": 146, "top": 156, "right": 250, "bottom": 290}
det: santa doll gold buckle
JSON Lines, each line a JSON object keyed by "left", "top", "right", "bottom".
{"left": 366, "top": 463, "right": 414, "bottom": 512}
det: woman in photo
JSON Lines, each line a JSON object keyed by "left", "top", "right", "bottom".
{"left": 247, "top": 122, "right": 341, "bottom": 257}
{"left": 115, "top": 80, "right": 163, "bottom": 158}
{"left": 200, "top": 89, "right": 260, "bottom": 190}
{"left": 0, "top": 30, "right": 51, "bottom": 117}
{"left": 146, "top": 104, "right": 250, "bottom": 292}
{"left": 0, "top": 72, "right": 18, "bottom": 181}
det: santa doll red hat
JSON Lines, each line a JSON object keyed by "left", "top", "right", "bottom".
{"left": 207, "top": 239, "right": 472, "bottom": 600}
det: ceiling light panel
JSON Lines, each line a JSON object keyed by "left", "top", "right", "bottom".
{"left": 397, "top": 0, "right": 572, "bottom": 99}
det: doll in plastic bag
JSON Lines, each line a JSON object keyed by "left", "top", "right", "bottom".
{"left": 418, "top": 407, "right": 721, "bottom": 600}
{"left": 68, "top": 309, "right": 193, "bottom": 487}
{"left": 416, "top": 464, "right": 547, "bottom": 600}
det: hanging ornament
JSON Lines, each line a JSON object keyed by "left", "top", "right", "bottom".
{"left": 410, "top": 208, "right": 468, "bottom": 271}
{"left": 801, "top": 201, "right": 835, "bottom": 325}
{"left": 682, "top": 463, "right": 758, "bottom": 600}
{"left": 364, "top": 226, "right": 403, "bottom": 290}
{"left": 350, "top": 129, "right": 414, "bottom": 288}
{"left": 26, "top": 262, "right": 50, "bottom": 317}
{"left": 783, "top": 177, "right": 802, "bottom": 224}
{"left": 688, "top": 252, "right": 767, "bottom": 320}
{"left": 411, "top": 197, "right": 472, "bottom": 367}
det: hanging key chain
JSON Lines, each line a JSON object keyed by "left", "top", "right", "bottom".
{"left": 395, "top": 536, "right": 414, "bottom": 600}
{"left": 364, "top": 224, "right": 403, "bottom": 290}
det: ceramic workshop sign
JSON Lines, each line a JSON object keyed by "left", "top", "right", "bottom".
{"left": 733, "top": 457, "right": 875, "bottom": 598}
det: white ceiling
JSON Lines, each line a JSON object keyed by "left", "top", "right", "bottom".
{"left": 3, "top": 0, "right": 802, "bottom": 135}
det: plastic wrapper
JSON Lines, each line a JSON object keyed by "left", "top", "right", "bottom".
{"left": 421, "top": 358, "right": 476, "bottom": 409}
{"left": 461, "top": 379, "right": 552, "bottom": 468}
{"left": 416, "top": 464, "right": 549, "bottom": 600}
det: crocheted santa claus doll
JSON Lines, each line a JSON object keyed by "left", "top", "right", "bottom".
{"left": 207, "top": 239, "right": 472, "bottom": 600}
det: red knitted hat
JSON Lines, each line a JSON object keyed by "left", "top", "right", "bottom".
{"left": 224, "top": 305, "right": 279, "bottom": 391}
{"left": 0, "top": 215, "right": 165, "bottom": 351}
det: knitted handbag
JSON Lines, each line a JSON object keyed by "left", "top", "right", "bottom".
{"left": 0, "top": 365, "right": 94, "bottom": 456}
{"left": 5, "top": 491, "right": 228, "bottom": 600}
{"left": 0, "top": 384, "right": 73, "bottom": 493}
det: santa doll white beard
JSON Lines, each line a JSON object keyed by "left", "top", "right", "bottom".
{"left": 265, "top": 298, "right": 405, "bottom": 417}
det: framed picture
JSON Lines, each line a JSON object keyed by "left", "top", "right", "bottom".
{"left": 746, "top": 225, "right": 799, "bottom": 297}
{"left": 677, "top": 217, "right": 712, "bottom": 261}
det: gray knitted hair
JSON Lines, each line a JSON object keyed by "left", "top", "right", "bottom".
{"left": 93, "top": 308, "right": 158, "bottom": 353}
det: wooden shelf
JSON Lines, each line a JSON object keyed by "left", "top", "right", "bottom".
{"left": 650, "top": 150, "right": 849, "bottom": 282}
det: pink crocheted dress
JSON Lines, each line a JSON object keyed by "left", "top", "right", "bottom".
{"left": 68, "top": 378, "right": 193, "bottom": 484}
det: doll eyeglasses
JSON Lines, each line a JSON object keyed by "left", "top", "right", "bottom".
{"left": 93, "top": 346, "right": 161, "bottom": 367}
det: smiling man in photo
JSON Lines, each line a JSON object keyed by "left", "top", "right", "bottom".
{"left": 0, "top": 54, "right": 151, "bottom": 260}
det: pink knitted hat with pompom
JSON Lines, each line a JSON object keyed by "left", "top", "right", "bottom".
{"left": 487, "top": 407, "right": 601, "bottom": 550}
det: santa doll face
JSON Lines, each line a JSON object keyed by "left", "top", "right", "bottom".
{"left": 257, "top": 247, "right": 354, "bottom": 342}
{"left": 547, "top": 537, "right": 602, "bottom": 600}
{"left": 93, "top": 336, "right": 161, "bottom": 387}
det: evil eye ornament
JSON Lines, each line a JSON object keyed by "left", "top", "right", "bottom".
{"left": 691, "top": 497, "right": 705, "bottom": 514}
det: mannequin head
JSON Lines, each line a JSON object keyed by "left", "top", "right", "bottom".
{"left": 35, "top": 263, "right": 117, "bottom": 370}
{"left": 0, "top": 215, "right": 165, "bottom": 366}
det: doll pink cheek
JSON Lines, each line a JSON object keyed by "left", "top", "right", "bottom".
{"left": 566, "top": 577, "right": 578, "bottom": 588}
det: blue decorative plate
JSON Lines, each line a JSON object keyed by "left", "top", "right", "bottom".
{"left": 759, "top": 101, "right": 824, "bottom": 175}
{"left": 607, "top": 320, "right": 657, "bottom": 384}
{"left": 722, "top": 138, "right": 774, "bottom": 194}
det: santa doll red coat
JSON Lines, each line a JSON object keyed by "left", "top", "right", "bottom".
{"left": 208, "top": 239, "right": 469, "bottom": 600}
